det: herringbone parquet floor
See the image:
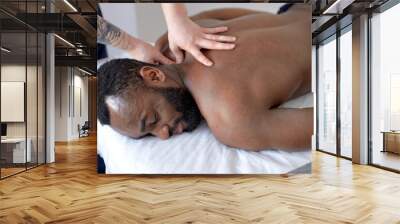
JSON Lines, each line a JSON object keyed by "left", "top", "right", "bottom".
{"left": 1, "top": 135, "right": 400, "bottom": 224}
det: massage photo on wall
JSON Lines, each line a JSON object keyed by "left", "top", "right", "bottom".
{"left": 97, "top": 3, "right": 313, "bottom": 174}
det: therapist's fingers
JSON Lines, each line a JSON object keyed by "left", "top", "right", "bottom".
{"left": 204, "top": 34, "right": 236, "bottom": 42}
{"left": 156, "top": 52, "right": 174, "bottom": 65}
{"left": 189, "top": 47, "right": 213, "bottom": 67}
{"left": 203, "top": 26, "right": 228, "bottom": 34}
{"left": 197, "top": 38, "right": 235, "bottom": 50}
{"left": 170, "top": 44, "right": 184, "bottom": 64}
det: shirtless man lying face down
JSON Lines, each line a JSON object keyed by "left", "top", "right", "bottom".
{"left": 98, "top": 5, "right": 313, "bottom": 151}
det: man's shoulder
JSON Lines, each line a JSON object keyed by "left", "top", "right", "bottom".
{"left": 203, "top": 96, "right": 260, "bottom": 149}
{"left": 200, "top": 90, "right": 256, "bottom": 126}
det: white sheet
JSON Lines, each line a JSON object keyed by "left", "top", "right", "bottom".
{"left": 98, "top": 91, "right": 313, "bottom": 174}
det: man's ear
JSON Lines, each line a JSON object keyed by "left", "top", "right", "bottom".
{"left": 139, "top": 66, "right": 166, "bottom": 85}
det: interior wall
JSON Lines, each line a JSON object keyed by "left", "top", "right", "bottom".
{"left": 46, "top": 32, "right": 55, "bottom": 163}
{"left": 352, "top": 14, "right": 369, "bottom": 164}
{"left": 54, "top": 66, "right": 69, "bottom": 141}
{"left": 37, "top": 62, "right": 45, "bottom": 164}
{"left": 54, "top": 67, "right": 89, "bottom": 141}
{"left": 1, "top": 64, "right": 40, "bottom": 139}
{"left": 88, "top": 77, "right": 97, "bottom": 132}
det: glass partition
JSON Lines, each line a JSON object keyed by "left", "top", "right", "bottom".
{"left": 38, "top": 32, "right": 45, "bottom": 165}
{"left": 1, "top": 30, "right": 28, "bottom": 177}
{"left": 0, "top": 1, "right": 46, "bottom": 179}
{"left": 26, "top": 0, "right": 44, "bottom": 169}
{"left": 27, "top": 31, "right": 38, "bottom": 169}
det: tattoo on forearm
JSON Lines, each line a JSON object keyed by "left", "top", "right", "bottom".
{"left": 97, "top": 15, "right": 134, "bottom": 50}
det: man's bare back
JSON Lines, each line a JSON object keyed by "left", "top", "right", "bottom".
{"left": 157, "top": 6, "right": 313, "bottom": 150}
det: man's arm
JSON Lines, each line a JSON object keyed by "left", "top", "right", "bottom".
{"left": 212, "top": 108, "right": 313, "bottom": 151}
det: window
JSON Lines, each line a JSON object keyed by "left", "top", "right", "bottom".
{"left": 339, "top": 27, "right": 352, "bottom": 158}
{"left": 317, "top": 36, "right": 337, "bottom": 154}
{"left": 370, "top": 2, "right": 400, "bottom": 171}
{"left": 390, "top": 75, "right": 400, "bottom": 130}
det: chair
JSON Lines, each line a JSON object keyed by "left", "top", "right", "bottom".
{"left": 79, "top": 121, "right": 90, "bottom": 138}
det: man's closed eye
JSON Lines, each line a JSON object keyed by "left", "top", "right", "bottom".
{"left": 149, "top": 113, "right": 159, "bottom": 127}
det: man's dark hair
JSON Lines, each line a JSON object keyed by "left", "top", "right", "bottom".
{"left": 97, "top": 58, "right": 153, "bottom": 125}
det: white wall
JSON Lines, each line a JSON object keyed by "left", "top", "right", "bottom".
{"left": 1, "top": 82, "right": 25, "bottom": 122}
{"left": 1, "top": 63, "right": 46, "bottom": 163}
{"left": 55, "top": 66, "right": 68, "bottom": 141}
{"left": 54, "top": 67, "right": 89, "bottom": 141}
{"left": 1, "top": 65, "right": 26, "bottom": 140}
{"left": 99, "top": 3, "right": 138, "bottom": 57}
{"left": 1, "top": 65, "right": 39, "bottom": 138}
{"left": 1, "top": 65, "right": 25, "bottom": 129}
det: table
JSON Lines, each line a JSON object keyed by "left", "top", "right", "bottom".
{"left": 381, "top": 131, "right": 400, "bottom": 155}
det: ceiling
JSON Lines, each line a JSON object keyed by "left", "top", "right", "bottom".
{"left": 311, "top": 0, "right": 391, "bottom": 43}
{"left": 0, "top": 0, "right": 98, "bottom": 74}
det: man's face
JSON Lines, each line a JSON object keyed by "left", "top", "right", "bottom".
{"left": 107, "top": 86, "right": 202, "bottom": 140}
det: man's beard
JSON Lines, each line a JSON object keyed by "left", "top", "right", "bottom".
{"left": 152, "top": 87, "right": 202, "bottom": 134}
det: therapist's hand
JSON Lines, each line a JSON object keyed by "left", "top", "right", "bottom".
{"left": 167, "top": 18, "right": 236, "bottom": 66}
{"left": 97, "top": 15, "right": 173, "bottom": 65}
{"left": 129, "top": 41, "right": 174, "bottom": 65}
{"left": 162, "top": 3, "right": 236, "bottom": 66}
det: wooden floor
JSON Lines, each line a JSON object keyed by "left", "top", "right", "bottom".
{"left": 1, "top": 135, "right": 400, "bottom": 223}
{"left": 1, "top": 167, "right": 26, "bottom": 178}
{"left": 1, "top": 163, "right": 44, "bottom": 178}
{"left": 373, "top": 150, "right": 400, "bottom": 171}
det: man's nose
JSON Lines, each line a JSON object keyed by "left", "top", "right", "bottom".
{"left": 155, "top": 125, "right": 170, "bottom": 140}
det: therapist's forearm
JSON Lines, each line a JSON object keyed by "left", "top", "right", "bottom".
{"left": 97, "top": 15, "right": 139, "bottom": 50}
{"left": 162, "top": 3, "right": 188, "bottom": 27}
